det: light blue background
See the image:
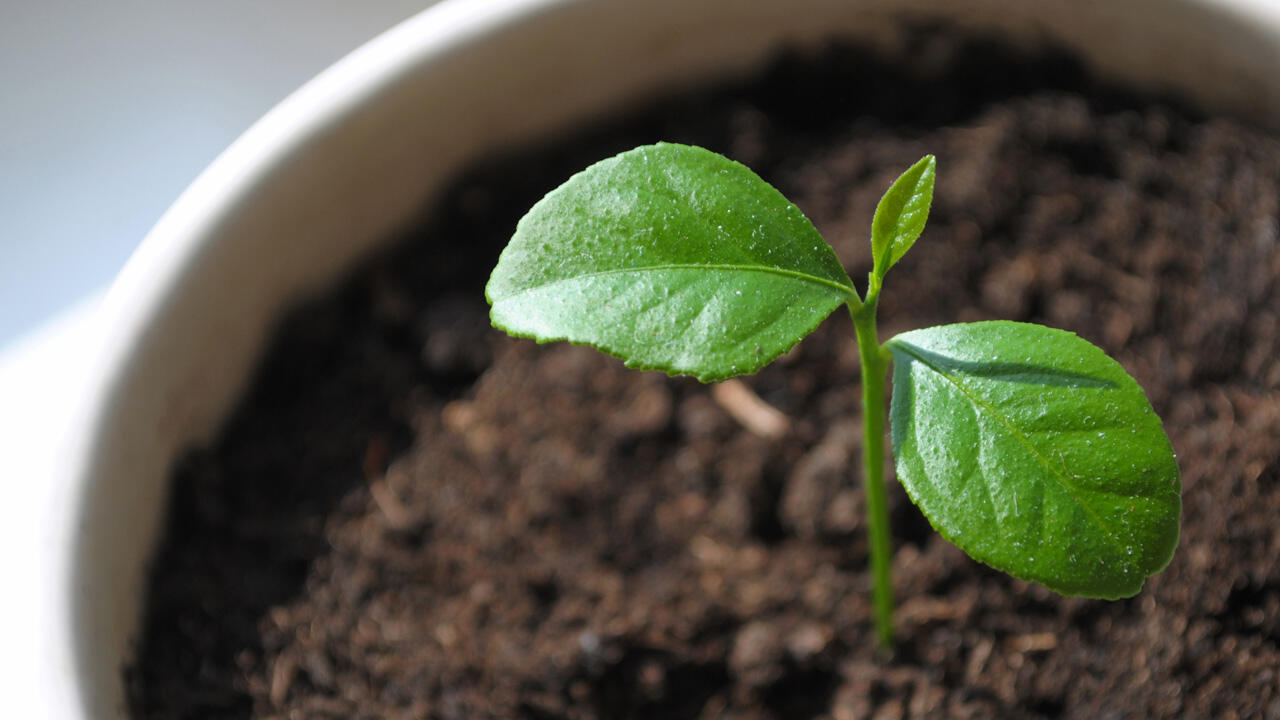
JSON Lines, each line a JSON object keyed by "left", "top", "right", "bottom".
{"left": 0, "top": 1, "right": 436, "bottom": 348}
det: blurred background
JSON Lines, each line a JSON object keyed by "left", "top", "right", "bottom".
{"left": 0, "top": 1, "right": 435, "bottom": 352}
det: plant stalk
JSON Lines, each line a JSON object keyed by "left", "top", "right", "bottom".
{"left": 851, "top": 300, "right": 894, "bottom": 648}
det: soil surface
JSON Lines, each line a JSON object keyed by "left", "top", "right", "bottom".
{"left": 129, "top": 33, "right": 1280, "bottom": 719}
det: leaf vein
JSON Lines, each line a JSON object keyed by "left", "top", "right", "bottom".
{"left": 494, "top": 263, "right": 857, "bottom": 302}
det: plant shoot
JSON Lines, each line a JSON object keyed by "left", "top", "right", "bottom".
{"left": 485, "top": 143, "right": 1181, "bottom": 646}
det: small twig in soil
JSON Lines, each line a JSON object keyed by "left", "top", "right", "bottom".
{"left": 711, "top": 379, "right": 790, "bottom": 438}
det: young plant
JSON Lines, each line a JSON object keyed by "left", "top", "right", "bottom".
{"left": 485, "top": 143, "right": 1180, "bottom": 646}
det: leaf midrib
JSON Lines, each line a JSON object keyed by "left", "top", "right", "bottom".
{"left": 890, "top": 339, "right": 1131, "bottom": 560}
{"left": 492, "top": 263, "right": 857, "bottom": 303}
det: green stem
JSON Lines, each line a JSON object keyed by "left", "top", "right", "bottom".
{"left": 851, "top": 299, "right": 894, "bottom": 648}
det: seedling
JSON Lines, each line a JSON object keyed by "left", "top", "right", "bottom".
{"left": 486, "top": 143, "right": 1180, "bottom": 646}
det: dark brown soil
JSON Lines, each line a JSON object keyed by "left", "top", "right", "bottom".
{"left": 128, "top": 33, "right": 1280, "bottom": 720}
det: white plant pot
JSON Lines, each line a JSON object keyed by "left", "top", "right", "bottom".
{"left": 41, "top": 0, "right": 1280, "bottom": 717}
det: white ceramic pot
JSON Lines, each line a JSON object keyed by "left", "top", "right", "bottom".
{"left": 42, "top": 0, "right": 1280, "bottom": 717}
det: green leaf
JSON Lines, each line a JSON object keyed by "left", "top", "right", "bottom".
{"left": 886, "top": 321, "right": 1181, "bottom": 599}
{"left": 486, "top": 143, "right": 856, "bottom": 382}
{"left": 870, "top": 155, "right": 936, "bottom": 280}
